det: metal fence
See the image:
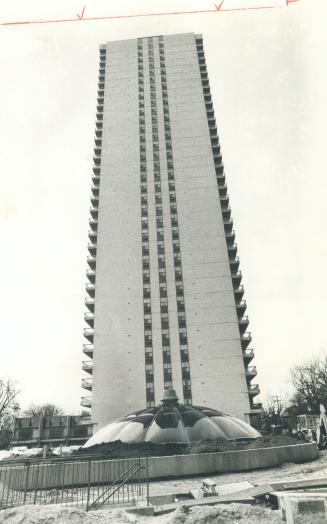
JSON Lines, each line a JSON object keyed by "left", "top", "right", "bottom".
{"left": 0, "top": 456, "right": 149, "bottom": 511}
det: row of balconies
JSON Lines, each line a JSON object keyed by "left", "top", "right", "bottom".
{"left": 81, "top": 75, "right": 105, "bottom": 410}
{"left": 196, "top": 41, "right": 258, "bottom": 399}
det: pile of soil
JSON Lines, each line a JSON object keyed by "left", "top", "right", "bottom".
{"left": 0, "top": 503, "right": 287, "bottom": 524}
{"left": 74, "top": 435, "right": 298, "bottom": 460}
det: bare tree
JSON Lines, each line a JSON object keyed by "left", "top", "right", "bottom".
{"left": 24, "top": 403, "right": 64, "bottom": 417}
{"left": 289, "top": 354, "right": 327, "bottom": 414}
{"left": 0, "top": 378, "right": 19, "bottom": 449}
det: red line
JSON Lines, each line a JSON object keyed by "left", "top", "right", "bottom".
{"left": 0, "top": 2, "right": 300, "bottom": 27}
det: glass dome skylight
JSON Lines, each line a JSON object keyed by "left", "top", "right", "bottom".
{"left": 84, "top": 389, "right": 261, "bottom": 447}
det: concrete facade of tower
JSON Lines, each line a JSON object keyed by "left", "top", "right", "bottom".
{"left": 81, "top": 33, "right": 260, "bottom": 431}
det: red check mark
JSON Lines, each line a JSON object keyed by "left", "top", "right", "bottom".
{"left": 77, "top": 6, "right": 86, "bottom": 20}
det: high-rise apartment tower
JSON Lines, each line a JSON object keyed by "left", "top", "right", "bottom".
{"left": 81, "top": 33, "right": 260, "bottom": 431}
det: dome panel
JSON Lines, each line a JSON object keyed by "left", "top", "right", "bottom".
{"left": 112, "top": 421, "right": 148, "bottom": 443}
{"left": 186, "top": 417, "right": 227, "bottom": 441}
{"left": 84, "top": 420, "right": 130, "bottom": 448}
{"left": 211, "top": 416, "right": 258, "bottom": 440}
{"left": 145, "top": 407, "right": 188, "bottom": 443}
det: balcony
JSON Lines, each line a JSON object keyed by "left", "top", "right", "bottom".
{"left": 248, "top": 384, "right": 260, "bottom": 397}
{"left": 85, "top": 283, "right": 95, "bottom": 297}
{"left": 222, "top": 207, "right": 231, "bottom": 220}
{"left": 241, "top": 332, "right": 252, "bottom": 349}
{"left": 88, "top": 243, "right": 97, "bottom": 256}
{"left": 84, "top": 312, "right": 94, "bottom": 327}
{"left": 238, "top": 316, "right": 249, "bottom": 334}
{"left": 224, "top": 218, "right": 233, "bottom": 233}
{"left": 226, "top": 230, "right": 235, "bottom": 246}
{"left": 91, "top": 194, "right": 99, "bottom": 206}
{"left": 236, "top": 300, "right": 247, "bottom": 317}
{"left": 88, "top": 230, "right": 97, "bottom": 243}
{"left": 83, "top": 328, "right": 94, "bottom": 343}
{"left": 83, "top": 344, "right": 94, "bottom": 357}
{"left": 91, "top": 185, "right": 99, "bottom": 196}
{"left": 90, "top": 206, "right": 98, "bottom": 219}
{"left": 85, "top": 297, "right": 95, "bottom": 312}
{"left": 86, "top": 269, "right": 96, "bottom": 284}
{"left": 82, "top": 361, "right": 93, "bottom": 374}
{"left": 252, "top": 402, "right": 263, "bottom": 411}
{"left": 80, "top": 397, "right": 92, "bottom": 408}
{"left": 228, "top": 243, "right": 238, "bottom": 259}
{"left": 230, "top": 256, "right": 240, "bottom": 273}
{"left": 218, "top": 184, "right": 227, "bottom": 196}
{"left": 220, "top": 194, "right": 229, "bottom": 207}
{"left": 245, "top": 366, "right": 257, "bottom": 380}
{"left": 81, "top": 378, "right": 93, "bottom": 390}
{"left": 232, "top": 271, "right": 242, "bottom": 289}
{"left": 89, "top": 218, "right": 98, "bottom": 231}
{"left": 92, "top": 173, "right": 100, "bottom": 185}
{"left": 87, "top": 256, "right": 96, "bottom": 270}
{"left": 92, "top": 166, "right": 100, "bottom": 176}
{"left": 243, "top": 348, "right": 254, "bottom": 363}
{"left": 234, "top": 285, "right": 244, "bottom": 302}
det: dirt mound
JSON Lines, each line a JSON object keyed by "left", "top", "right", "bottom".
{"left": 75, "top": 435, "right": 298, "bottom": 460}
{"left": 0, "top": 505, "right": 138, "bottom": 523}
{"left": 166, "top": 503, "right": 282, "bottom": 523}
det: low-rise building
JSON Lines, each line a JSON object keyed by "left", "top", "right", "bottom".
{"left": 11, "top": 415, "right": 93, "bottom": 448}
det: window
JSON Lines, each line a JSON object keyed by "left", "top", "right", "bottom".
{"left": 72, "top": 426, "right": 88, "bottom": 438}
{"left": 18, "top": 428, "right": 33, "bottom": 440}
{"left": 49, "top": 427, "right": 64, "bottom": 439}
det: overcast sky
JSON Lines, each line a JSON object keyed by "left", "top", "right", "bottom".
{"left": 0, "top": 0, "right": 326, "bottom": 414}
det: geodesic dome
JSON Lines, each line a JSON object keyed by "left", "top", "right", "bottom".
{"left": 84, "top": 389, "right": 261, "bottom": 447}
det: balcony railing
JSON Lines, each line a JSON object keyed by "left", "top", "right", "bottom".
{"left": 232, "top": 271, "right": 242, "bottom": 288}
{"left": 85, "top": 297, "right": 95, "bottom": 311}
{"left": 222, "top": 207, "right": 231, "bottom": 220}
{"left": 86, "top": 269, "right": 96, "bottom": 283}
{"left": 245, "top": 366, "right": 257, "bottom": 378}
{"left": 82, "top": 361, "right": 93, "bottom": 374}
{"left": 230, "top": 257, "right": 240, "bottom": 273}
{"left": 84, "top": 312, "right": 94, "bottom": 327}
{"left": 81, "top": 378, "right": 93, "bottom": 390}
{"left": 83, "top": 328, "right": 94, "bottom": 343}
{"left": 243, "top": 348, "right": 254, "bottom": 362}
{"left": 89, "top": 218, "right": 98, "bottom": 231}
{"left": 83, "top": 344, "right": 94, "bottom": 357}
{"left": 241, "top": 332, "right": 252, "bottom": 349}
{"left": 88, "top": 230, "right": 97, "bottom": 242}
{"left": 236, "top": 300, "right": 247, "bottom": 317}
{"left": 80, "top": 397, "right": 92, "bottom": 408}
{"left": 88, "top": 243, "right": 97, "bottom": 256}
{"left": 90, "top": 206, "right": 98, "bottom": 219}
{"left": 228, "top": 243, "right": 238, "bottom": 258}
{"left": 223, "top": 218, "right": 233, "bottom": 233}
{"left": 234, "top": 285, "right": 244, "bottom": 302}
{"left": 248, "top": 384, "right": 260, "bottom": 396}
{"left": 85, "top": 283, "right": 95, "bottom": 297}
{"left": 91, "top": 195, "right": 99, "bottom": 207}
{"left": 87, "top": 256, "right": 96, "bottom": 269}
{"left": 238, "top": 316, "right": 249, "bottom": 334}
{"left": 91, "top": 185, "right": 100, "bottom": 195}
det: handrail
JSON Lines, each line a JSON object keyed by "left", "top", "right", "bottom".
{"left": 88, "top": 461, "right": 142, "bottom": 510}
